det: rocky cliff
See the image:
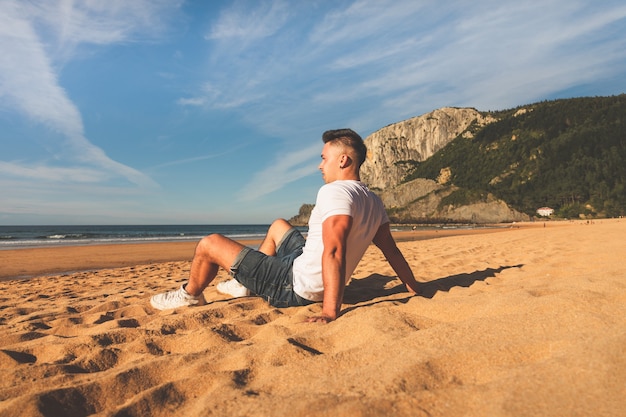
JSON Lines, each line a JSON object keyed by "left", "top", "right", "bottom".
{"left": 360, "top": 107, "right": 495, "bottom": 189}
{"left": 360, "top": 107, "right": 529, "bottom": 223}
{"left": 383, "top": 180, "right": 531, "bottom": 224}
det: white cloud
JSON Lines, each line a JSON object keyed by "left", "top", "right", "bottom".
{"left": 0, "top": 177, "right": 158, "bottom": 222}
{"left": 150, "top": 143, "right": 249, "bottom": 170}
{"left": 0, "top": 161, "right": 106, "bottom": 183}
{"left": 313, "top": 1, "right": 626, "bottom": 114}
{"left": 309, "top": 0, "right": 426, "bottom": 46}
{"left": 238, "top": 143, "right": 321, "bottom": 201}
{"left": 0, "top": 0, "right": 179, "bottom": 190}
{"left": 0, "top": 4, "right": 83, "bottom": 138}
{"left": 29, "top": 0, "right": 183, "bottom": 61}
{"left": 205, "top": 0, "right": 290, "bottom": 42}
{"left": 177, "top": 97, "right": 207, "bottom": 106}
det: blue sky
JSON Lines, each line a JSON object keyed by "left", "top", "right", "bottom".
{"left": 1, "top": 0, "right": 625, "bottom": 225}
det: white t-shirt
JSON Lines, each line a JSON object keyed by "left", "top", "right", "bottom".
{"left": 292, "top": 180, "right": 389, "bottom": 301}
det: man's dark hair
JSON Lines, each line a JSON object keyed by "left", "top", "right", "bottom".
{"left": 322, "top": 128, "right": 367, "bottom": 167}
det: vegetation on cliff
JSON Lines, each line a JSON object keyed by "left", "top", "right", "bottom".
{"left": 404, "top": 95, "right": 626, "bottom": 218}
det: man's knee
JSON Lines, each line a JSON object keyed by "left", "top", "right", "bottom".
{"left": 271, "top": 218, "right": 294, "bottom": 233}
{"left": 195, "top": 234, "right": 221, "bottom": 256}
{"left": 271, "top": 218, "right": 291, "bottom": 227}
{"left": 195, "top": 233, "right": 245, "bottom": 267}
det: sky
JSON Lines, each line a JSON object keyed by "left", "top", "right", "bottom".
{"left": 1, "top": 0, "right": 625, "bottom": 225}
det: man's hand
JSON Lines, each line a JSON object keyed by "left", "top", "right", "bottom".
{"left": 306, "top": 315, "right": 335, "bottom": 323}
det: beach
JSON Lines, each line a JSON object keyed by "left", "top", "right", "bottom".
{"left": 0, "top": 219, "right": 624, "bottom": 416}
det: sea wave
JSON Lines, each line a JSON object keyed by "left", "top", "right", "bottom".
{"left": 0, "top": 230, "right": 269, "bottom": 250}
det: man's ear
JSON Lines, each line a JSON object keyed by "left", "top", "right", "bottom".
{"left": 340, "top": 154, "right": 352, "bottom": 168}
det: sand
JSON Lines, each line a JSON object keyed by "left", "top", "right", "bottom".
{"left": 0, "top": 220, "right": 624, "bottom": 416}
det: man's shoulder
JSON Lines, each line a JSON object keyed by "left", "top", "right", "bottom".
{"left": 317, "top": 181, "right": 360, "bottom": 199}
{"left": 321, "top": 180, "right": 367, "bottom": 191}
{"left": 319, "top": 181, "right": 384, "bottom": 212}
{"left": 317, "top": 181, "right": 349, "bottom": 200}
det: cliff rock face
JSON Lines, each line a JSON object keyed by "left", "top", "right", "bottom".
{"left": 288, "top": 204, "right": 313, "bottom": 226}
{"left": 360, "top": 107, "right": 528, "bottom": 223}
{"left": 384, "top": 183, "right": 531, "bottom": 224}
{"left": 361, "top": 107, "right": 494, "bottom": 189}
{"left": 378, "top": 178, "right": 442, "bottom": 208}
{"left": 438, "top": 200, "right": 530, "bottom": 223}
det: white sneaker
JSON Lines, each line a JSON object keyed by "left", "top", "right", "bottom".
{"left": 216, "top": 279, "right": 251, "bottom": 297}
{"left": 150, "top": 284, "right": 206, "bottom": 310}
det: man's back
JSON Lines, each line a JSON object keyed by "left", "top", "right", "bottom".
{"left": 292, "top": 180, "right": 389, "bottom": 301}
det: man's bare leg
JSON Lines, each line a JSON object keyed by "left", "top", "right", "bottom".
{"left": 214, "top": 219, "right": 295, "bottom": 298}
{"left": 151, "top": 220, "right": 297, "bottom": 308}
{"left": 179, "top": 219, "right": 294, "bottom": 297}
{"left": 150, "top": 233, "right": 247, "bottom": 309}
{"left": 258, "top": 219, "right": 295, "bottom": 256}
{"left": 184, "top": 234, "right": 246, "bottom": 297}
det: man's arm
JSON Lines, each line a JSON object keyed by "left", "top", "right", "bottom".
{"left": 372, "top": 222, "right": 420, "bottom": 294}
{"left": 307, "top": 214, "right": 352, "bottom": 323}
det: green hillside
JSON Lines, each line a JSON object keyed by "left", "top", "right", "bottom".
{"left": 405, "top": 95, "right": 626, "bottom": 218}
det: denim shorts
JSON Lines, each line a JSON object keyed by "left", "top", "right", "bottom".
{"left": 230, "top": 228, "right": 315, "bottom": 308}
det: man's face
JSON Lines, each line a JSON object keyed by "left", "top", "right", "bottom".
{"left": 318, "top": 142, "right": 343, "bottom": 183}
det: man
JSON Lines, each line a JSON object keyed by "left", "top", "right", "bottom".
{"left": 151, "top": 129, "right": 419, "bottom": 322}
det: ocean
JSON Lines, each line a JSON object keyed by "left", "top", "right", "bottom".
{"left": 0, "top": 223, "right": 473, "bottom": 250}
{"left": 0, "top": 224, "right": 283, "bottom": 250}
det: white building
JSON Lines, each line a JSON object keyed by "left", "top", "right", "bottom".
{"left": 536, "top": 207, "right": 554, "bottom": 217}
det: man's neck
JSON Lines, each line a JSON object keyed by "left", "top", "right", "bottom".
{"left": 338, "top": 170, "right": 360, "bottom": 182}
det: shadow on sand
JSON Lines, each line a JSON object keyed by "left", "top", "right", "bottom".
{"left": 342, "top": 265, "right": 524, "bottom": 312}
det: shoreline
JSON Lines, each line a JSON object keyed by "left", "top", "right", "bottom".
{"left": 0, "top": 224, "right": 530, "bottom": 281}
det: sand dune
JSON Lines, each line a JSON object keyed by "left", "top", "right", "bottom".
{"left": 0, "top": 220, "right": 624, "bottom": 416}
